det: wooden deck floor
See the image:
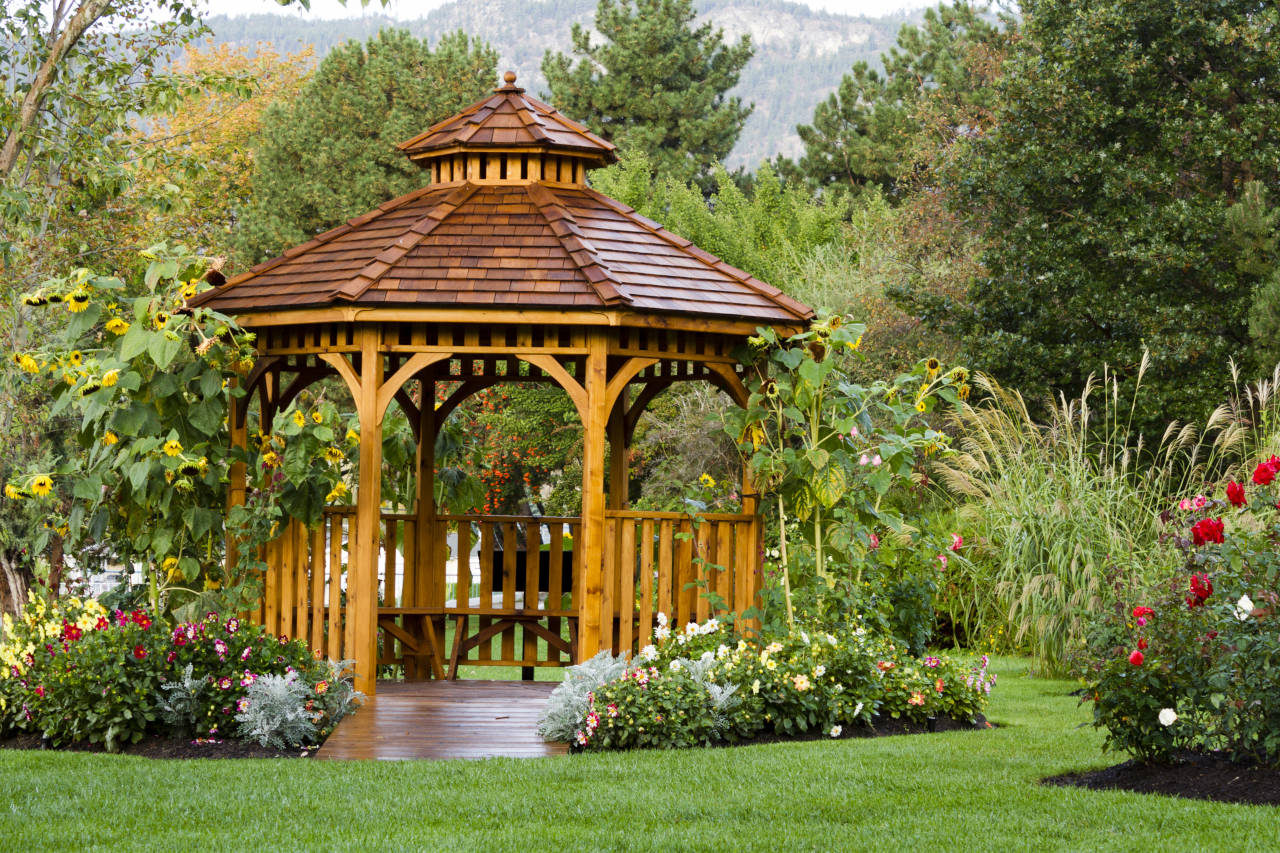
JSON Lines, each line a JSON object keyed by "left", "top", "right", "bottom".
{"left": 314, "top": 680, "right": 569, "bottom": 761}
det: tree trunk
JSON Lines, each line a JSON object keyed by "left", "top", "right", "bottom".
{"left": 0, "top": 550, "right": 31, "bottom": 619}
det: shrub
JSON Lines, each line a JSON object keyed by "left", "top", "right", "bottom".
{"left": 537, "top": 649, "right": 631, "bottom": 742}
{"left": 1086, "top": 467, "right": 1280, "bottom": 764}
{"left": 234, "top": 672, "right": 316, "bottom": 749}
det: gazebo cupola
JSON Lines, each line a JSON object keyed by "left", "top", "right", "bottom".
{"left": 191, "top": 73, "right": 812, "bottom": 695}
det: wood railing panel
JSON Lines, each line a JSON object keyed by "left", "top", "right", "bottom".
{"left": 638, "top": 518, "right": 654, "bottom": 647}
{"left": 618, "top": 518, "right": 636, "bottom": 655}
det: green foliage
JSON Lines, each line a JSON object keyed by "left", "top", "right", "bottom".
{"left": 542, "top": 0, "right": 753, "bottom": 187}
{"left": 923, "top": 0, "right": 1280, "bottom": 438}
{"left": 1086, "top": 473, "right": 1280, "bottom": 763}
{"left": 781, "top": 2, "right": 1009, "bottom": 194}
{"left": 235, "top": 28, "right": 497, "bottom": 263}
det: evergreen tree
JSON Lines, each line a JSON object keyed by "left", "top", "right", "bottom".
{"left": 782, "top": 2, "right": 1008, "bottom": 194}
{"left": 541, "top": 0, "right": 753, "bottom": 187}
{"left": 234, "top": 29, "right": 497, "bottom": 264}
{"left": 918, "top": 0, "right": 1280, "bottom": 434}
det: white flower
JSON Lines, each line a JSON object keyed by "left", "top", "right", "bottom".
{"left": 1158, "top": 708, "right": 1178, "bottom": 727}
{"left": 853, "top": 702, "right": 863, "bottom": 716}
{"left": 751, "top": 679, "right": 760, "bottom": 695}
{"left": 1235, "top": 594, "right": 1255, "bottom": 621}
{"left": 829, "top": 725, "right": 842, "bottom": 738}
{"left": 800, "top": 631, "right": 810, "bottom": 645}
{"left": 669, "top": 660, "right": 682, "bottom": 672}
{"left": 701, "top": 618, "right": 720, "bottom": 634}
{"left": 676, "top": 633, "right": 687, "bottom": 645}
{"left": 826, "top": 633, "right": 838, "bottom": 646}
{"left": 654, "top": 625, "right": 671, "bottom": 641}
{"left": 656, "top": 612, "right": 668, "bottom": 627}
{"left": 685, "top": 622, "right": 700, "bottom": 636}
{"left": 814, "top": 665, "right": 826, "bottom": 677}
{"left": 716, "top": 644, "right": 729, "bottom": 659}
{"left": 640, "top": 644, "right": 658, "bottom": 662}
{"left": 701, "top": 650, "right": 714, "bottom": 663}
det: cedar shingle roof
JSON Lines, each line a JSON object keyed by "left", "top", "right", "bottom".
{"left": 398, "top": 72, "right": 616, "bottom": 164}
{"left": 189, "top": 181, "right": 811, "bottom": 323}
{"left": 189, "top": 72, "right": 812, "bottom": 326}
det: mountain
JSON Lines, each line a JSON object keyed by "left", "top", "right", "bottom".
{"left": 204, "top": 1, "right": 920, "bottom": 170}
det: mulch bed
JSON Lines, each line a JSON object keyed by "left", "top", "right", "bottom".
{"left": 0, "top": 731, "right": 316, "bottom": 759}
{"left": 689, "top": 713, "right": 995, "bottom": 751}
{"left": 1044, "top": 753, "right": 1280, "bottom": 807}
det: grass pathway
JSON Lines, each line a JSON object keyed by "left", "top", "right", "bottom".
{"left": 0, "top": 657, "right": 1271, "bottom": 851}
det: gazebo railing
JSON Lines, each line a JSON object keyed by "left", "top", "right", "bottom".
{"left": 252, "top": 505, "right": 761, "bottom": 676}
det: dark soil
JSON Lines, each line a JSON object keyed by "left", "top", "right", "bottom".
{"left": 0, "top": 731, "right": 316, "bottom": 759}
{"left": 703, "top": 713, "right": 995, "bottom": 751}
{"left": 1044, "top": 752, "right": 1280, "bottom": 807}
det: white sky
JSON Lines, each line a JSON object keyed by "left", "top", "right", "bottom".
{"left": 209, "top": 0, "right": 938, "bottom": 20}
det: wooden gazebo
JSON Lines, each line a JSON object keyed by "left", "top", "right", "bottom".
{"left": 191, "top": 73, "right": 812, "bottom": 694}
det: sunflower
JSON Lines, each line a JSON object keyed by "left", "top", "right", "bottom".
{"left": 925, "top": 357, "right": 941, "bottom": 378}
{"left": 3, "top": 484, "right": 24, "bottom": 500}
{"left": 153, "top": 312, "right": 169, "bottom": 329}
{"left": 761, "top": 379, "right": 779, "bottom": 399}
{"left": 292, "top": 410, "right": 306, "bottom": 428}
{"left": 261, "top": 450, "right": 281, "bottom": 468}
{"left": 915, "top": 400, "right": 928, "bottom": 413}
{"left": 13, "top": 353, "right": 39, "bottom": 373}
{"left": 852, "top": 334, "right": 863, "bottom": 351}
{"left": 178, "top": 459, "right": 203, "bottom": 477}
{"left": 101, "top": 369, "right": 119, "bottom": 387}
{"left": 68, "top": 351, "right": 83, "bottom": 367}
{"left": 162, "top": 439, "right": 183, "bottom": 457}
{"left": 21, "top": 292, "right": 48, "bottom": 307}
{"left": 311, "top": 410, "right": 323, "bottom": 424}
{"left": 698, "top": 473, "right": 717, "bottom": 489}
{"left": 828, "top": 314, "right": 843, "bottom": 329}
{"left": 959, "top": 384, "right": 971, "bottom": 401}
{"left": 104, "top": 317, "right": 129, "bottom": 335}
{"left": 79, "top": 380, "right": 102, "bottom": 396}
{"left": 45, "top": 292, "right": 64, "bottom": 305}
{"left": 102, "top": 431, "right": 119, "bottom": 446}
{"left": 345, "top": 428, "right": 360, "bottom": 445}
{"left": 66, "top": 291, "right": 90, "bottom": 312}
{"left": 30, "top": 475, "right": 53, "bottom": 497}
{"left": 323, "top": 446, "right": 344, "bottom": 464}
{"left": 325, "top": 482, "right": 349, "bottom": 502}
{"left": 162, "top": 556, "right": 181, "bottom": 579}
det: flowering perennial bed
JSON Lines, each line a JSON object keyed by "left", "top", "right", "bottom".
{"left": 540, "top": 616, "right": 996, "bottom": 751}
{"left": 0, "top": 596, "right": 358, "bottom": 753}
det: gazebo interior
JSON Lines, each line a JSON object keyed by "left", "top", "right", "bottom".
{"left": 190, "top": 72, "right": 812, "bottom": 694}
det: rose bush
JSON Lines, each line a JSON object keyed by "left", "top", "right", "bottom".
{"left": 1085, "top": 462, "right": 1280, "bottom": 764}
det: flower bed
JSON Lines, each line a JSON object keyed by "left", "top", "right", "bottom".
{"left": 0, "top": 596, "right": 359, "bottom": 753}
{"left": 539, "top": 616, "right": 996, "bottom": 751}
{"left": 1083, "top": 460, "right": 1280, "bottom": 766}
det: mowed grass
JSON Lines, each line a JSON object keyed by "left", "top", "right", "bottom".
{"left": 1, "top": 658, "right": 1272, "bottom": 852}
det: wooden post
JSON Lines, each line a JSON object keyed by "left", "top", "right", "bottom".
{"left": 578, "top": 330, "right": 609, "bottom": 660}
{"left": 225, "top": 382, "right": 248, "bottom": 583}
{"left": 350, "top": 328, "right": 384, "bottom": 696}
{"left": 414, "top": 376, "right": 438, "bottom": 679}
{"left": 607, "top": 401, "right": 629, "bottom": 510}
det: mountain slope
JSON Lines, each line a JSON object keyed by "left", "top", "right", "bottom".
{"left": 205, "top": 1, "right": 919, "bottom": 169}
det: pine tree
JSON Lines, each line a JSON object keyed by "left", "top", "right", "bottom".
{"left": 783, "top": 2, "right": 1008, "bottom": 194}
{"left": 541, "top": 0, "right": 753, "bottom": 187}
{"left": 234, "top": 29, "right": 497, "bottom": 264}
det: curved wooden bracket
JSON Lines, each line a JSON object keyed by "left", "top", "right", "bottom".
{"left": 516, "top": 353, "right": 588, "bottom": 421}
{"left": 435, "top": 377, "right": 500, "bottom": 424}
{"left": 242, "top": 356, "right": 283, "bottom": 402}
{"left": 704, "top": 362, "right": 750, "bottom": 408}
{"left": 605, "top": 357, "right": 660, "bottom": 415}
{"left": 394, "top": 388, "right": 421, "bottom": 438}
{"left": 624, "top": 378, "right": 676, "bottom": 443}
{"left": 319, "top": 352, "right": 362, "bottom": 400}
{"left": 276, "top": 367, "right": 333, "bottom": 414}
{"left": 376, "top": 352, "right": 450, "bottom": 424}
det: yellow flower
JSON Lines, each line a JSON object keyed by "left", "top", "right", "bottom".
{"left": 345, "top": 429, "right": 359, "bottom": 445}
{"left": 311, "top": 411, "right": 323, "bottom": 424}
{"left": 153, "top": 312, "right": 170, "bottom": 329}
{"left": 21, "top": 292, "right": 48, "bottom": 307}
{"left": 102, "top": 431, "right": 119, "bottom": 446}
{"left": 101, "top": 369, "right": 119, "bottom": 387}
{"left": 325, "top": 482, "right": 349, "bottom": 502}
{"left": 959, "top": 383, "right": 971, "bottom": 401}
{"left": 162, "top": 439, "right": 183, "bottom": 457}
{"left": 104, "top": 317, "right": 129, "bottom": 335}
{"left": 925, "top": 357, "right": 941, "bottom": 378}
{"left": 323, "top": 446, "right": 344, "bottom": 464}
{"left": 204, "top": 577, "right": 221, "bottom": 591}
{"left": 3, "top": 484, "right": 23, "bottom": 500}
{"left": 698, "top": 473, "right": 716, "bottom": 489}
{"left": 14, "top": 354, "right": 39, "bottom": 373}
{"left": 915, "top": 400, "right": 927, "bottom": 413}
{"left": 68, "top": 351, "right": 82, "bottom": 367}
{"left": 162, "top": 556, "right": 181, "bottom": 579}
{"left": 262, "top": 450, "right": 281, "bottom": 468}
{"left": 292, "top": 410, "right": 306, "bottom": 428}
{"left": 30, "top": 475, "right": 53, "bottom": 497}
{"left": 66, "top": 291, "right": 90, "bottom": 312}
{"left": 852, "top": 334, "right": 863, "bottom": 350}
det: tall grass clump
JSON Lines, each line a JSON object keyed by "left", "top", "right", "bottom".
{"left": 935, "top": 356, "right": 1236, "bottom": 675}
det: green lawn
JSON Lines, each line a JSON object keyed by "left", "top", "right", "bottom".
{"left": 1, "top": 657, "right": 1271, "bottom": 852}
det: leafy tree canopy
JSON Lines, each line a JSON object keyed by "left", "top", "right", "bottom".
{"left": 542, "top": 0, "right": 753, "bottom": 188}
{"left": 909, "top": 0, "right": 1280, "bottom": 435}
{"left": 234, "top": 29, "right": 497, "bottom": 264}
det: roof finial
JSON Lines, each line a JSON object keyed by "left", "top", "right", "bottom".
{"left": 503, "top": 70, "right": 518, "bottom": 86}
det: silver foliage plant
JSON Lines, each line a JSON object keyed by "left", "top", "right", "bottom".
{"left": 156, "top": 664, "right": 205, "bottom": 736}
{"left": 537, "top": 650, "right": 630, "bottom": 741}
{"left": 234, "top": 671, "right": 317, "bottom": 749}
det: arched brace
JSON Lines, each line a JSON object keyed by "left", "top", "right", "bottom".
{"left": 623, "top": 377, "right": 676, "bottom": 444}
{"left": 703, "top": 362, "right": 751, "bottom": 408}
{"left": 318, "top": 352, "right": 361, "bottom": 401}
{"left": 515, "top": 353, "right": 587, "bottom": 421}
{"left": 604, "top": 357, "right": 660, "bottom": 415}
{"left": 375, "top": 352, "right": 451, "bottom": 425}
{"left": 434, "top": 377, "right": 500, "bottom": 424}
{"left": 394, "top": 388, "right": 421, "bottom": 440}
{"left": 275, "top": 366, "right": 336, "bottom": 415}
{"left": 241, "top": 356, "right": 283, "bottom": 406}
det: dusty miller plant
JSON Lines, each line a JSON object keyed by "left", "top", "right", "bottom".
{"left": 537, "top": 650, "right": 630, "bottom": 741}
{"left": 234, "top": 672, "right": 316, "bottom": 749}
{"left": 156, "top": 663, "right": 205, "bottom": 736}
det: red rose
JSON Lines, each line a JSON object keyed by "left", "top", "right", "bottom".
{"left": 1137, "top": 638, "right": 1148, "bottom": 650}
{"left": 1186, "top": 573, "right": 1213, "bottom": 608}
{"left": 1131, "top": 606, "right": 1155, "bottom": 620}
{"left": 1226, "top": 480, "right": 1247, "bottom": 507}
{"left": 1190, "top": 517, "right": 1224, "bottom": 546}
{"left": 1128, "top": 650, "right": 1144, "bottom": 666}
{"left": 133, "top": 645, "right": 147, "bottom": 660}
{"left": 1253, "top": 460, "right": 1278, "bottom": 486}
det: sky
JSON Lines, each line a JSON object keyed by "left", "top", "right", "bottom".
{"left": 213, "top": 0, "right": 939, "bottom": 20}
